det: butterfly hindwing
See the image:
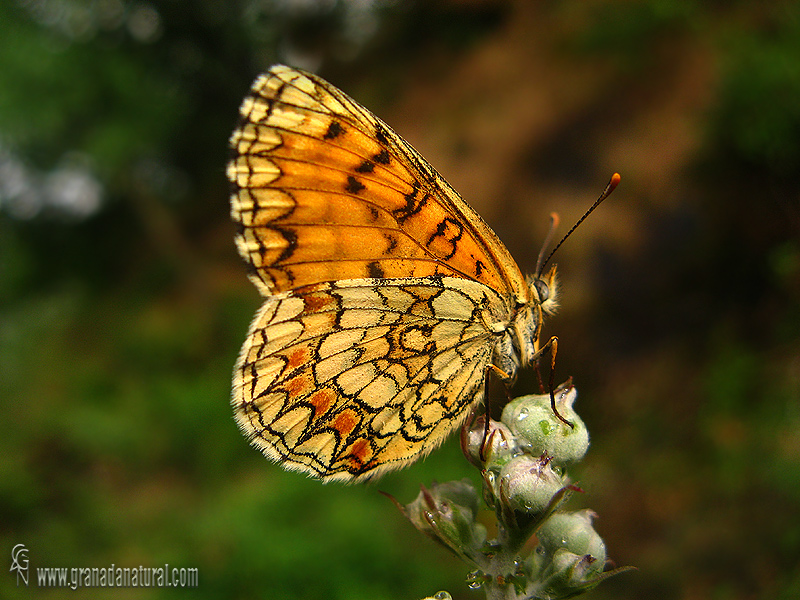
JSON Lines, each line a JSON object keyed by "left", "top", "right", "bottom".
{"left": 233, "top": 276, "right": 513, "bottom": 481}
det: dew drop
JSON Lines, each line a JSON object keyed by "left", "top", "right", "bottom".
{"left": 466, "top": 570, "right": 485, "bottom": 589}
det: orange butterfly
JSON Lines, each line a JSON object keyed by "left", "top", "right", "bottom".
{"left": 228, "top": 65, "right": 564, "bottom": 481}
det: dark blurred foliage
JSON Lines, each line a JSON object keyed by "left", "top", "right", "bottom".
{"left": 1, "top": 1, "right": 799, "bottom": 599}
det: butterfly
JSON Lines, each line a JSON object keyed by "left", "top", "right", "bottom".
{"left": 227, "top": 65, "right": 562, "bottom": 482}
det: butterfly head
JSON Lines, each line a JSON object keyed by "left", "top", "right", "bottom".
{"left": 529, "top": 265, "right": 559, "bottom": 316}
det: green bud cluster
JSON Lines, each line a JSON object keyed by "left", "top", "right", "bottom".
{"left": 394, "top": 383, "right": 632, "bottom": 600}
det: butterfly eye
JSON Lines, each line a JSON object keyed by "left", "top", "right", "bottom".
{"left": 534, "top": 279, "right": 550, "bottom": 303}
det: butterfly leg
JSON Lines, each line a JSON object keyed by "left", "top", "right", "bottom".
{"left": 535, "top": 336, "right": 574, "bottom": 429}
{"left": 479, "top": 364, "right": 513, "bottom": 461}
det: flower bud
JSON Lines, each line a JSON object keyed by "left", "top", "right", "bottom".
{"left": 499, "top": 454, "right": 566, "bottom": 515}
{"left": 501, "top": 387, "right": 589, "bottom": 465}
{"left": 539, "top": 549, "right": 605, "bottom": 597}
{"left": 401, "top": 480, "right": 486, "bottom": 561}
{"left": 461, "top": 416, "right": 519, "bottom": 471}
{"left": 536, "top": 510, "right": 606, "bottom": 569}
{"left": 522, "top": 510, "right": 609, "bottom": 598}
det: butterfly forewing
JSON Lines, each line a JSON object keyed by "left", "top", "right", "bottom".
{"left": 228, "top": 65, "right": 528, "bottom": 298}
{"left": 228, "top": 65, "right": 548, "bottom": 481}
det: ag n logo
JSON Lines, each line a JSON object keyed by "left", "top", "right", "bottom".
{"left": 10, "top": 544, "right": 29, "bottom": 586}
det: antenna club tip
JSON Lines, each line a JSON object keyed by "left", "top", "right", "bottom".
{"left": 610, "top": 172, "right": 621, "bottom": 187}
{"left": 549, "top": 212, "right": 560, "bottom": 227}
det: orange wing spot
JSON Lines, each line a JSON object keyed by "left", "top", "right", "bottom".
{"left": 344, "top": 438, "right": 373, "bottom": 468}
{"left": 332, "top": 409, "right": 360, "bottom": 437}
{"left": 303, "top": 290, "right": 339, "bottom": 313}
{"left": 285, "top": 373, "right": 312, "bottom": 396}
{"left": 286, "top": 346, "right": 310, "bottom": 369}
{"left": 308, "top": 388, "right": 334, "bottom": 418}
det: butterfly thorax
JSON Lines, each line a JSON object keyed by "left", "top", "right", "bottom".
{"left": 498, "top": 302, "right": 538, "bottom": 378}
{"left": 502, "top": 264, "right": 559, "bottom": 371}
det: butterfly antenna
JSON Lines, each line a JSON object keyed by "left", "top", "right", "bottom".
{"left": 534, "top": 212, "right": 561, "bottom": 277}
{"left": 538, "top": 173, "right": 621, "bottom": 275}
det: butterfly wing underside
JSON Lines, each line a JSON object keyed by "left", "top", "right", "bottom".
{"left": 236, "top": 277, "right": 515, "bottom": 481}
{"left": 228, "top": 65, "right": 529, "bottom": 297}
{"left": 227, "top": 65, "right": 536, "bottom": 480}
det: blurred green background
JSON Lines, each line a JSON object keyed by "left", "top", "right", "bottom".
{"left": 2, "top": 1, "right": 799, "bottom": 598}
